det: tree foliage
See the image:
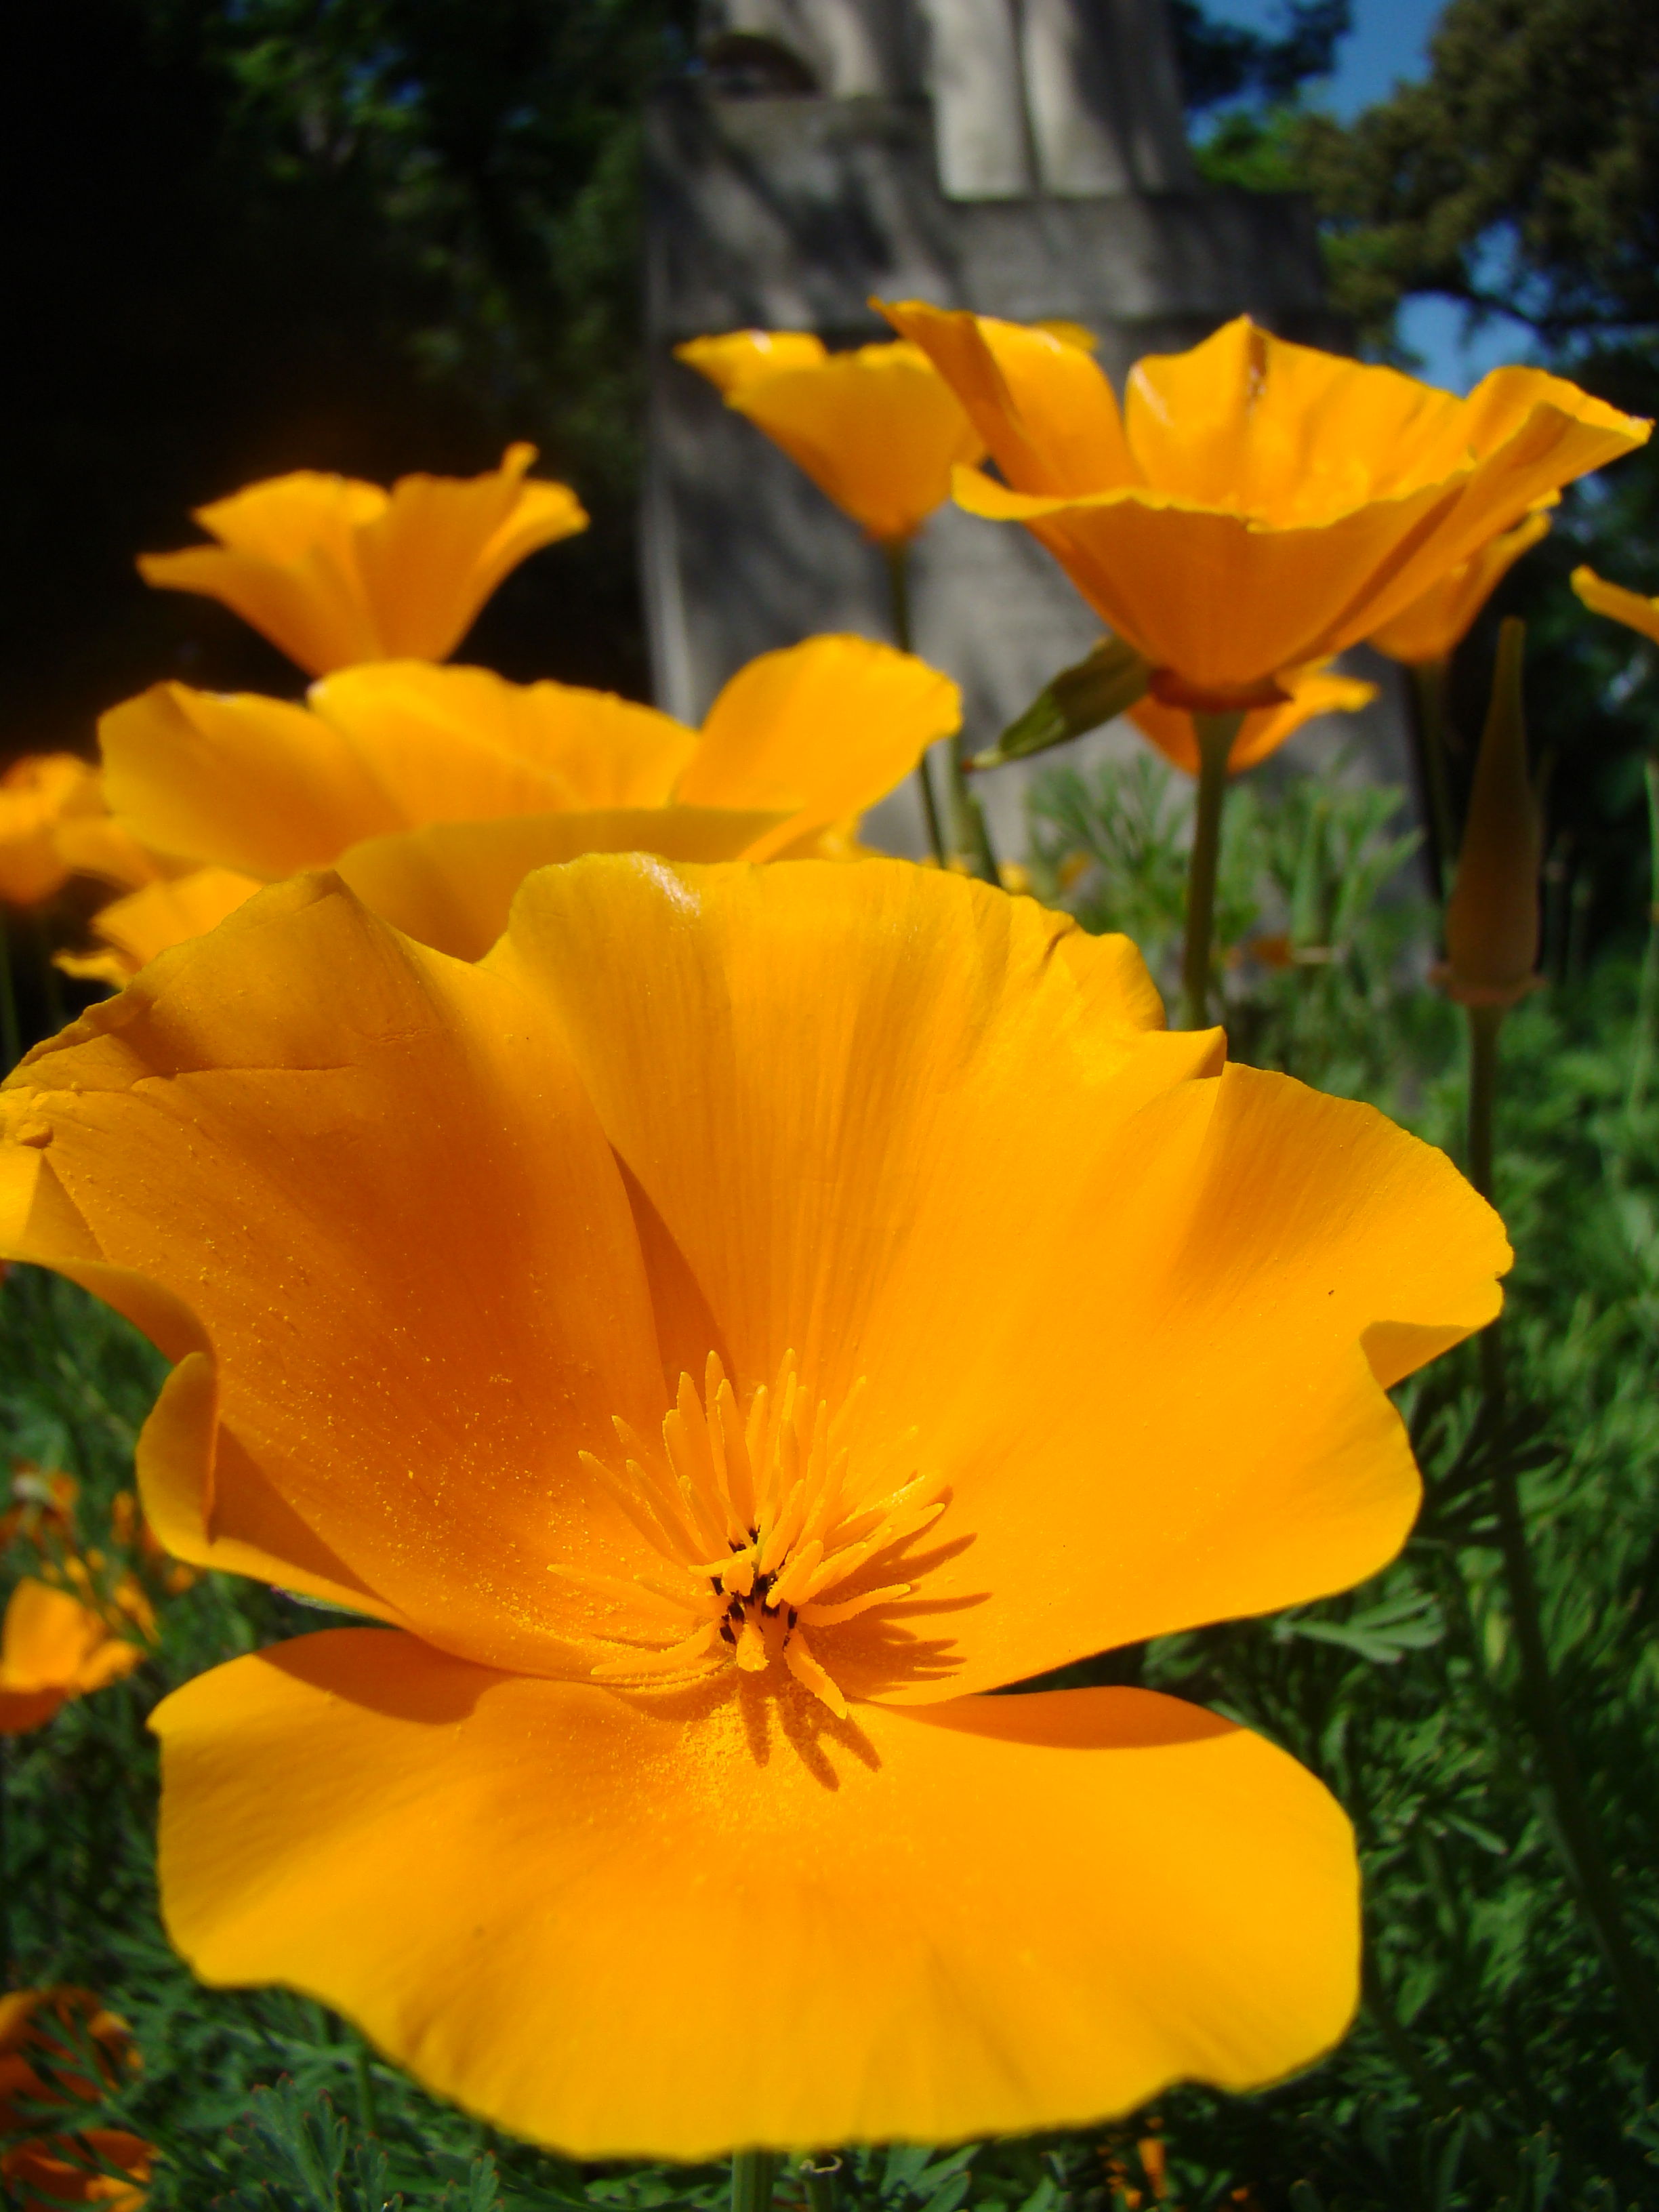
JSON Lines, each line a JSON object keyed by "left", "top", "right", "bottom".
{"left": 1169, "top": 0, "right": 1351, "bottom": 116}
{"left": 1298, "top": 0, "right": 1659, "bottom": 351}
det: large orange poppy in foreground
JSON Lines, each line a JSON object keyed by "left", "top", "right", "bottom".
{"left": 0, "top": 859, "right": 1507, "bottom": 2154}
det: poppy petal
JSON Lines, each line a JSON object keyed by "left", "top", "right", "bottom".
{"left": 676, "top": 636, "right": 960, "bottom": 851}
{"left": 153, "top": 1626, "right": 1359, "bottom": 2156}
{"left": 336, "top": 810, "right": 793, "bottom": 961}
{"left": 877, "top": 300, "right": 1136, "bottom": 495}
{"left": 138, "top": 472, "right": 386, "bottom": 674}
{"left": 100, "top": 684, "right": 404, "bottom": 877}
{"left": 489, "top": 857, "right": 1507, "bottom": 1696}
{"left": 0, "top": 875, "right": 669, "bottom": 1673}
{"left": 354, "top": 447, "right": 586, "bottom": 664}
{"left": 722, "top": 345, "right": 985, "bottom": 543}
{"left": 310, "top": 662, "right": 697, "bottom": 816}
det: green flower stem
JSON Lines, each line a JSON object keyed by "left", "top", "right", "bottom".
{"left": 1179, "top": 710, "right": 1242, "bottom": 1029}
{"left": 28, "top": 911, "right": 64, "bottom": 1039}
{"left": 0, "top": 909, "right": 19, "bottom": 1070}
{"left": 1410, "top": 658, "right": 1457, "bottom": 903}
{"left": 884, "top": 541, "right": 947, "bottom": 868}
{"left": 731, "top": 2150, "right": 781, "bottom": 2212}
{"left": 1467, "top": 1000, "right": 1659, "bottom": 2069}
{"left": 1628, "top": 752, "right": 1659, "bottom": 1113}
{"left": 945, "top": 739, "right": 1001, "bottom": 885}
{"left": 800, "top": 2155, "right": 842, "bottom": 2212}
{"left": 353, "top": 2041, "right": 379, "bottom": 2137}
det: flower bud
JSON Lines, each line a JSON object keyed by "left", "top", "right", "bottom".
{"left": 970, "top": 634, "right": 1149, "bottom": 770}
{"left": 1443, "top": 617, "right": 1540, "bottom": 1007}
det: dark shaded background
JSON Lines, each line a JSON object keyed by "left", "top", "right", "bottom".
{"left": 1, "top": 0, "right": 696, "bottom": 737}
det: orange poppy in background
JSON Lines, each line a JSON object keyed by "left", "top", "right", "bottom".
{"left": 0, "top": 758, "right": 149, "bottom": 907}
{"left": 0, "top": 1579, "right": 142, "bottom": 1734}
{"left": 57, "top": 869, "right": 264, "bottom": 991}
{"left": 0, "top": 1988, "right": 152, "bottom": 2211}
{"left": 880, "top": 304, "right": 1647, "bottom": 706}
{"left": 0, "top": 856, "right": 1507, "bottom": 2154}
{"left": 1130, "top": 662, "right": 1377, "bottom": 779}
{"left": 678, "top": 331, "right": 985, "bottom": 544}
{"left": 96, "top": 638, "right": 960, "bottom": 961}
{"left": 1369, "top": 509, "right": 1553, "bottom": 665}
{"left": 1572, "top": 565, "right": 1659, "bottom": 647}
{"left": 137, "top": 445, "right": 588, "bottom": 677}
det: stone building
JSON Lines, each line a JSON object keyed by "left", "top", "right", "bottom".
{"left": 642, "top": 0, "right": 1408, "bottom": 855}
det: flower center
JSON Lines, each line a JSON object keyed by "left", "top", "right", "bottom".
{"left": 576, "top": 1352, "right": 945, "bottom": 1718}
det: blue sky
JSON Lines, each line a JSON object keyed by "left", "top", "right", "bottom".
{"left": 1199, "top": 0, "right": 1532, "bottom": 389}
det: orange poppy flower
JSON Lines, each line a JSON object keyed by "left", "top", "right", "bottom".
{"left": 58, "top": 869, "right": 265, "bottom": 991}
{"left": 97, "top": 638, "right": 959, "bottom": 961}
{"left": 1571, "top": 565, "right": 1659, "bottom": 647}
{"left": 878, "top": 304, "right": 1648, "bottom": 707}
{"left": 678, "top": 332, "right": 985, "bottom": 544}
{"left": 0, "top": 758, "right": 108, "bottom": 907}
{"left": 1369, "top": 509, "right": 1553, "bottom": 665}
{"left": 137, "top": 445, "right": 588, "bottom": 677}
{"left": 0, "top": 858, "right": 1507, "bottom": 2153}
{"left": 0, "top": 1988, "right": 152, "bottom": 2211}
{"left": 1130, "top": 663, "right": 1377, "bottom": 778}
{"left": 0, "top": 2137, "right": 153, "bottom": 2210}
{"left": 0, "top": 1579, "right": 144, "bottom": 1734}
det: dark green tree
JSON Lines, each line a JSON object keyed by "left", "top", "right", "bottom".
{"left": 1299, "top": 0, "right": 1659, "bottom": 354}
{"left": 1282, "top": 0, "right": 1659, "bottom": 949}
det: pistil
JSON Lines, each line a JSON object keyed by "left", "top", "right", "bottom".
{"left": 575, "top": 1351, "right": 944, "bottom": 1717}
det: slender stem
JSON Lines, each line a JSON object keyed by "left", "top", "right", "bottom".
{"left": 1467, "top": 1001, "right": 1500, "bottom": 1206}
{"left": 1179, "top": 712, "right": 1241, "bottom": 1029}
{"left": 1410, "top": 659, "right": 1457, "bottom": 904}
{"left": 0, "top": 910, "right": 18, "bottom": 1069}
{"left": 353, "top": 2042, "right": 379, "bottom": 2137}
{"left": 945, "top": 740, "right": 1000, "bottom": 884}
{"left": 800, "top": 2156, "right": 842, "bottom": 2212}
{"left": 1568, "top": 867, "right": 1594, "bottom": 983}
{"left": 884, "top": 537, "right": 912, "bottom": 654}
{"left": 915, "top": 759, "right": 947, "bottom": 869}
{"left": 1467, "top": 1002, "right": 1659, "bottom": 2068}
{"left": 731, "top": 2150, "right": 781, "bottom": 2212}
{"left": 884, "top": 541, "right": 947, "bottom": 867}
{"left": 26, "top": 911, "right": 64, "bottom": 1039}
{"left": 1629, "top": 753, "right": 1659, "bottom": 1112}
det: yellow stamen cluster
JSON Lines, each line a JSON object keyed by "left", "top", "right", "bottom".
{"left": 577, "top": 1352, "right": 945, "bottom": 1717}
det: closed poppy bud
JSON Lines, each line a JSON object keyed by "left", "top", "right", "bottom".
{"left": 1444, "top": 619, "right": 1540, "bottom": 1006}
